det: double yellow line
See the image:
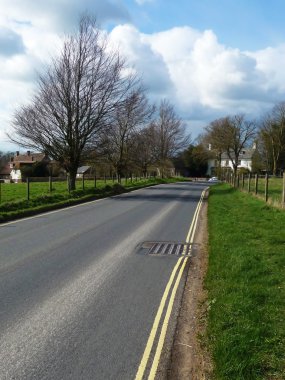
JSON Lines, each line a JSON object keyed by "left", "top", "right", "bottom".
{"left": 135, "top": 188, "right": 208, "bottom": 380}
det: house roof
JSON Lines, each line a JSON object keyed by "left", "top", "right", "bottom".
{"left": 221, "top": 148, "right": 255, "bottom": 160}
{"left": 77, "top": 166, "right": 91, "bottom": 174}
{"left": 13, "top": 152, "right": 47, "bottom": 163}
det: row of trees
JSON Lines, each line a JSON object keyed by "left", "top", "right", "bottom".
{"left": 175, "top": 102, "right": 285, "bottom": 178}
{"left": 259, "top": 102, "right": 285, "bottom": 176}
{"left": 5, "top": 16, "right": 285, "bottom": 183}
{"left": 9, "top": 16, "right": 189, "bottom": 189}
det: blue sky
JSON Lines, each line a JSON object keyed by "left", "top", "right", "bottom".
{"left": 1, "top": 0, "right": 285, "bottom": 151}
{"left": 124, "top": 0, "right": 285, "bottom": 49}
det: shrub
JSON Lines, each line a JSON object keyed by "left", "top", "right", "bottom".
{"left": 112, "top": 183, "right": 125, "bottom": 194}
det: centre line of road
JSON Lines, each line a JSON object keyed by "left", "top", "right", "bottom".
{"left": 135, "top": 188, "right": 207, "bottom": 380}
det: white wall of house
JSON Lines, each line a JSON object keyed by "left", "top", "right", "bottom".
{"left": 207, "top": 157, "right": 252, "bottom": 176}
{"left": 220, "top": 158, "right": 252, "bottom": 171}
{"left": 10, "top": 169, "right": 22, "bottom": 182}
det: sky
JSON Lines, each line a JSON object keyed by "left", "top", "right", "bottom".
{"left": 1, "top": 0, "right": 285, "bottom": 151}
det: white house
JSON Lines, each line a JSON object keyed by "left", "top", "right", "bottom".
{"left": 207, "top": 147, "right": 256, "bottom": 176}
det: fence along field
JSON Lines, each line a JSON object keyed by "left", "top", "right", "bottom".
{"left": 226, "top": 173, "right": 285, "bottom": 208}
{"left": 0, "top": 174, "right": 153, "bottom": 204}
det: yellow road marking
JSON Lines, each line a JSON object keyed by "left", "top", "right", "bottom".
{"left": 134, "top": 257, "right": 184, "bottom": 380}
{"left": 148, "top": 256, "right": 189, "bottom": 380}
{"left": 186, "top": 188, "right": 207, "bottom": 244}
{"left": 135, "top": 187, "right": 208, "bottom": 379}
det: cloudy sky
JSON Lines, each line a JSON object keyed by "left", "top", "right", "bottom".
{"left": 1, "top": 0, "right": 285, "bottom": 151}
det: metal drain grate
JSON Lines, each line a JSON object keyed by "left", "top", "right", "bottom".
{"left": 141, "top": 241, "right": 192, "bottom": 256}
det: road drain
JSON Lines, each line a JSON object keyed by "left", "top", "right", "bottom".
{"left": 140, "top": 241, "right": 193, "bottom": 256}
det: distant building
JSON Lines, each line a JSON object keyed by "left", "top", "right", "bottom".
{"left": 207, "top": 147, "right": 256, "bottom": 176}
{"left": 76, "top": 166, "right": 91, "bottom": 178}
{"left": 10, "top": 151, "right": 50, "bottom": 182}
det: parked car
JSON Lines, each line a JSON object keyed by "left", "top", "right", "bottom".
{"left": 208, "top": 176, "right": 220, "bottom": 182}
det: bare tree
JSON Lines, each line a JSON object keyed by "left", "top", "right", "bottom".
{"left": 203, "top": 117, "right": 230, "bottom": 177}
{"left": 98, "top": 87, "right": 155, "bottom": 179}
{"left": 130, "top": 124, "right": 157, "bottom": 176}
{"left": 151, "top": 100, "right": 190, "bottom": 176}
{"left": 224, "top": 115, "right": 256, "bottom": 176}
{"left": 259, "top": 102, "right": 285, "bottom": 175}
{"left": 204, "top": 114, "right": 256, "bottom": 177}
{"left": 9, "top": 16, "right": 137, "bottom": 189}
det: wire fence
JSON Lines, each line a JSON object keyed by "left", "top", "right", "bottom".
{"left": 225, "top": 172, "right": 285, "bottom": 208}
{"left": 0, "top": 173, "right": 154, "bottom": 204}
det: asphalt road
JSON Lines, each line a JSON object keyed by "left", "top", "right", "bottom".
{"left": 0, "top": 181, "right": 208, "bottom": 380}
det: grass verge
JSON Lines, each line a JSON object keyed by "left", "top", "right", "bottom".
{"left": 0, "top": 177, "right": 188, "bottom": 223}
{"left": 206, "top": 184, "right": 285, "bottom": 380}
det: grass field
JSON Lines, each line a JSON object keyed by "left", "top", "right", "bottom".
{"left": 0, "top": 177, "right": 119, "bottom": 203}
{"left": 240, "top": 176, "right": 285, "bottom": 206}
{"left": 206, "top": 184, "right": 285, "bottom": 379}
{"left": 0, "top": 177, "right": 186, "bottom": 222}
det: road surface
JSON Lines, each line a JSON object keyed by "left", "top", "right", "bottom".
{"left": 0, "top": 181, "right": 207, "bottom": 379}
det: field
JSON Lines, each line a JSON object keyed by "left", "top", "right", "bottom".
{"left": 206, "top": 184, "right": 285, "bottom": 379}
{"left": 239, "top": 175, "right": 285, "bottom": 207}
{"left": 0, "top": 177, "right": 185, "bottom": 222}
{"left": 0, "top": 177, "right": 118, "bottom": 203}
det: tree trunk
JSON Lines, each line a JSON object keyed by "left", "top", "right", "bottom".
{"left": 68, "top": 166, "right": 78, "bottom": 191}
{"left": 69, "top": 172, "right": 77, "bottom": 191}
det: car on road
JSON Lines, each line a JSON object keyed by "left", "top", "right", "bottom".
{"left": 208, "top": 176, "right": 220, "bottom": 182}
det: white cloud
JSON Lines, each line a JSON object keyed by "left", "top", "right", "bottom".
{"left": 109, "top": 24, "right": 174, "bottom": 97}
{"left": 0, "top": 0, "right": 130, "bottom": 151}
{"left": 109, "top": 24, "right": 285, "bottom": 128}
{"left": 0, "top": 27, "right": 25, "bottom": 56}
{"left": 1, "top": 1, "right": 285, "bottom": 151}
{"left": 0, "top": 0, "right": 130, "bottom": 32}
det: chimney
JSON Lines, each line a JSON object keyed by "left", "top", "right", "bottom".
{"left": 16, "top": 151, "right": 19, "bottom": 156}
{"left": 27, "top": 150, "right": 30, "bottom": 156}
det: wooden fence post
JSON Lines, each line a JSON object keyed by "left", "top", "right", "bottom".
{"left": 49, "top": 176, "right": 52, "bottom": 193}
{"left": 0, "top": 181, "right": 1, "bottom": 203}
{"left": 242, "top": 173, "right": 245, "bottom": 189}
{"left": 282, "top": 172, "right": 285, "bottom": 207}
{"left": 248, "top": 173, "right": 251, "bottom": 193}
{"left": 94, "top": 170, "right": 97, "bottom": 188}
{"left": 82, "top": 173, "right": 85, "bottom": 190}
{"left": 265, "top": 173, "right": 269, "bottom": 202}
{"left": 27, "top": 177, "right": 30, "bottom": 200}
{"left": 255, "top": 174, "right": 258, "bottom": 195}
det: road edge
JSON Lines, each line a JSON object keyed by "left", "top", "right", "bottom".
{"left": 167, "top": 191, "right": 213, "bottom": 379}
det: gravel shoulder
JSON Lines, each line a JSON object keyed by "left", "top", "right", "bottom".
{"left": 167, "top": 195, "right": 213, "bottom": 379}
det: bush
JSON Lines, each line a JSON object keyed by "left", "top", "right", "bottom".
{"left": 104, "top": 184, "right": 112, "bottom": 191}
{"left": 112, "top": 183, "right": 125, "bottom": 194}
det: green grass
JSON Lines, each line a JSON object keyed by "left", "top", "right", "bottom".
{"left": 206, "top": 184, "right": 285, "bottom": 380}
{"left": 0, "top": 178, "right": 119, "bottom": 203}
{"left": 240, "top": 176, "right": 284, "bottom": 206}
{"left": 0, "top": 177, "right": 188, "bottom": 222}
